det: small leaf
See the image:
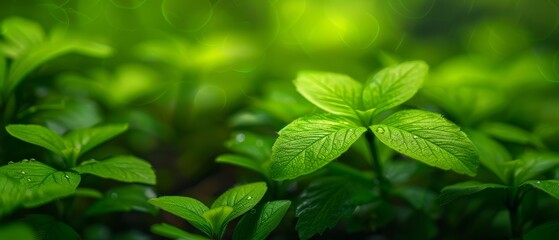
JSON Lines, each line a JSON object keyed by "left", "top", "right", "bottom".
{"left": 371, "top": 109, "right": 479, "bottom": 176}
{"left": 362, "top": 61, "right": 428, "bottom": 115}
{"left": 523, "top": 180, "right": 559, "bottom": 200}
{"left": 439, "top": 181, "right": 508, "bottom": 205}
{"left": 211, "top": 182, "right": 267, "bottom": 223}
{"left": 466, "top": 130, "right": 511, "bottom": 183}
{"left": 149, "top": 196, "right": 212, "bottom": 236}
{"left": 294, "top": 71, "right": 362, "bottom": 118}
{"left": 216, "top": 155, "right": 264, "bottom": 175}
{"left": 21, "top": 214, "right": 79, "bottom": 240}
{"left": 72, "top": 156, "right": 155, "bottom": 185}
{"left": 64, "top": 124, "right": 128, "bottom": 158}
{"left": 296, "top": 177, "right": 356, "bottom": 240}
{"left": 203, "top": 206, "right": 234, "bottom": 240}
{"left": 270, "top": 114, "right": 366, "bottom": 180}
{"left": 6, "top": 124, "right": 66, "bottom": 155}
{"left": 525, "top": 222, "right": 559, "bottom": 240}
{"left": 86, "top": 185, "right": 158, "bottom": 216}
{"left": 0, "top": 160, "right": 80, "bottom": 207}
{"left": 233, "top": 200, "right": 291, "bottom": 240}
{"left": 74, "top": 187, "right": 103, "bottom": 199}
{"left": 151, "top": 223, "right": 209, "bottom": 240}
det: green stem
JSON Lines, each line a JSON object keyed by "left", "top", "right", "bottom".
{"left": 506, "top": 188, "right": 523, "bottom": 240}
{"left": 365, "top": 129, "right": 390, "bottom": 196}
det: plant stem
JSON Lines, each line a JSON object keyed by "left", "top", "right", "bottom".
{"left": 506, "top": 189, "right": 523, "bottom": 240}
{"left": 365, "top": 129, "right": 389, "bottom": 196}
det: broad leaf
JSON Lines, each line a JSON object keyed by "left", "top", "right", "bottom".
{"left": 6, "top": 124, "right": 66, "bottom": 155}
{"left": 296, "top": 177, "right": 356, "bottom": 240}
{"left": 270, "top": 114, "right": 366, "bottom": 180}
{"left": 0, "top": 160, "right": 80, "bottom": 207}
{"left": 149, "top": 196, "right": 212, "bottom": 236}
{"left": 22, "top": 214, "right": 79, "bottom": 240}
{"left": 439, "top": 181, "right": 508, "bottom": 205}
{"left": 202, "top": 206, "right": 234, "bottom": 239}
{"left": 294, "top": 71, "right": 362, "bottom": 118}
{"left": 466, "top": 130, "right": 511, "bottom": 183}
{"left": 0, "top": 174, "right": 25, "bottom": 216}
{"left": 72, "top": 156, "right": 155, "bottom": 185}
{"left": 514, "top": 152, "right": 559, "bottom": 185}
{"left": 86, "top": 185, "right": 157, "bottom": 216}
{"left": 211, "top": 182, "right": 267, "bottom": 222}
{"left": 371, "top": 109, "right": 479, "bottom": 176}
{"left": 233, "top": 200, "right": 291, "bottom": 240}
{"left": 151, "top": 223, "right": 209, "bottom": 240}
{"left": 525, "top": 222, "right": 559, "bottom": 240}
{"left": 523, "top": 180, "right": 559, "bottom": 200}
{"left": 64, "top": 124, "right": 128, "bottom": 158}
{"left": 363, "top": 61, "right": 428, "bottom": 115}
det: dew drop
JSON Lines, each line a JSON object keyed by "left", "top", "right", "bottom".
{"left": 376, "top": 127, "right": 385, "bottom": 134}
{"left": 21, "top": 171, "right": 26, "bottom": 175}
{"left": 22, "top": 159, "right": 29, "bottom": 163}
{"left": 27, "top": 178, "right": 32, "bottom": 182}
{"left": 247, "top": 196, "right": 252, "bottom": 200}
{"left": 236, "top": 133, "right": 246, "bottom": 143}
{"left": 8, "top": 161, "right": 14, "bottom": 164}
{"left": 64, "top": 175, "right": 70, "bottom": 179}
{"left": 413, "top": 135, "right": 419, "bottom": 139}
{"left": 250, "top": 209, "right": 257, "bottom": 214}
{"left": 30, "top": 158, "right": 36, "bottom": 161}
{"left": 537, "top": 181, "right": 541, "bottom": 184}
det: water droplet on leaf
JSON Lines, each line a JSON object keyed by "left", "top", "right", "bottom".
{"left": 64, "top": 175, "right": 70, "bottom": 179}
{"left": 413, "top": 135, "right": 419, "bottom": 139}
{"left": 27, "top": 178, "right": 32, "bottom": 182}
{"left": 247, "top": 196, "right": 252, "bottom": 200}
{"left": 250, "top": 209, "right": 257, "bottom": 214}
{"left": 236, "top": 133, "right": 246, "bottom": 143}
{"left": 22, "top": 159, "right": 29, "bottom": 163}
{"left": 8, "top": 161, "right": 14, "bottom": 164}
{"left": 537, "top": 181, "right": 541, "bottom": 184}
{"left": 376, "top": 127, "right": 385, "bottom": 134}
{"left": 21, "top": 171, "right": 26, "bottom": 174}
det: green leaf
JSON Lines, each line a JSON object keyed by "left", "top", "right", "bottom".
{"left": 362, "top": 61, "right": 428, "bottom": 115}
{"left": 64, "top": 124, "right": 128, "bottom": 157}
{"left": 0, "top": 173, "right": 25, "bottom": 216}
{"left": 233, "top": 200, "right": 291, "bottom": 240}
{"left": 72, "top": 156, "right": 155, "bottom": 185}
{"left": 216, "top": 155, "right": 264, "bottom": 175}
{"left": 294, "top": 71, "right": 362, "bottom": 118}
{"left": 224, "top": 131, "right": 273, "bottom": 162}
{"left": 74, "top": 188, "right": 103, "bottom": 199}
{"left": 270, "top": 114, "right": 366, "bottom": 180}
{"left": 525, "top": 222, "right": 559, "bottom": 240}
{"left": 514, "top": 152, "right": 559, "bottom": 185}
{"left": 202, "top": 206, "right": 234, "bottom": 240}
{"left": 439, "top": 181, "right": 508, "bottom": 205}
{"left": 149, "top": 196, "right": 212, "bottom": 237}
{"left": 151, "top": 223, "right": 209, "bottom": 240}
{"left": 466, "top": 130, "right": 511, "bottom": 183}
{"left": 480, "top": 122, "right": 540, "bottom": 146}
{"left": 21, "top": 214, "right": 79, "bottom": 240}
{"left": 371, "top": 109, "right": 479, "bottom": 176}
{"left": 5, "top": 124, "right": 66, "bottom": 155}
{"left": 0, "top": 160, "right": 80, "bottom": 207}
{"left": 523, "top": 180, "right": 559, "bottom": 200}
{"left": 211, "top": 182, "right": 267, "bottom": 223}
{"left": 0, "top": 17, "right": 44, "bottom": 58}
{"left": 86, "top": 185, "right": 158, "bottom": 216}
{"left": 296, "top": 177, "right": 356, "bottom": 240}
{"left": 0, "top": 223, "right": 36, "bottom": 240}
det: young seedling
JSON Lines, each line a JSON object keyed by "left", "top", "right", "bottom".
{"left": 440, "top": 130, "right": 559, "bottom": 239}
{"left": 149, "top": 182, "right": 291, "bottom": 240}
{"left": 269, "top": 61, "right": 480, "bottom": 238}
{"left": 0, "top": 124, "right": 156, "bottom": 238}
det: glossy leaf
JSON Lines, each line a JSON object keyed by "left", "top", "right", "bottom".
{"left": 371, "top": 109, "right": 479, "bottom": 176}
{"left": 296, "top": 177, "right": 356, "bottom": 240}
{"left": 0, "top": 160, "right": 80, "bottom": 207}
{"left": 86, "top": 185, "right": 157, "bottom": 216}
{"left": 5, "top": 124, "right": 66, "bottom": 155}
{"left": 149, "top": 196, "right": 212, "bottom": 236}
{"left": 64, "top": 124, "right": 128, "bottom": 158}
{"left": 211, "top": 182, "right": 267, "bottom": 222}
{"left": 151, "top": 223, "right": 209, "bottom": 240}
{"left": 233, "top": 200, "right": 291, "bottom": 240}
{"left": 0, "top": 174, "right": 25, "bottom": 216}
{"left": 72, "top": 156, "right": 156, "bottom": 185}
{"left": 202, "top": 206, "right": 233, "bottom": 239}
{"left": 22, "top": 214, "right": 79, "bottom": 240}
{"left": 439, "top": 181, "right": 508, "bottom": 205}
{"left": 523, "top": 180, "right": 559, "bottom": 200}
{"left": 362, "top": 61, "right": 428, "bottom": 115}
{"left": 271, "top": 114, "right": 366, "bottom": 180}
{"left": 294, "top": 71, "right": 362, "bottom": 118}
